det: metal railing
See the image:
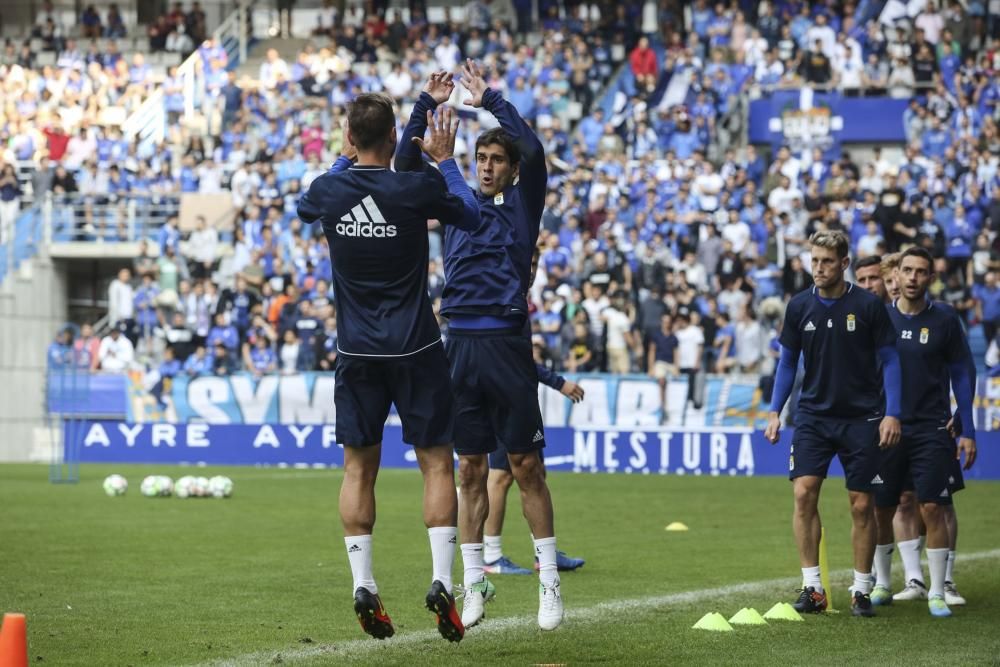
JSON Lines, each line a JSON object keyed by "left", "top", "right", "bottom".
{"left": 42, "top": 193, "right": 182, "bottom": 244}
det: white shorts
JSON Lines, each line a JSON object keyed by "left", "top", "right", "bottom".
{"left": 653, "top": 361, "right": 672, "bottom": 380}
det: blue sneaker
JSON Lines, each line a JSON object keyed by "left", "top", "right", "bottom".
{"left": 484, "top": 555, "right": 532, "bottom": 575}
{"left": 928, "top": 595, "right": 952, "bottom": 618}
{"left": 535, "top": 551, "right": 586, "bottom": 572}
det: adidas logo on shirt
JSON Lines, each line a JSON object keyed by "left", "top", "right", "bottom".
{"left": 533, "top": 430, "right": 544, "bottom": 443}
{"left": 870, "top": 475, "right": 884, "bottom": 485}
{"left": 804, "top": 321, "right": 816, "bottom": 331}
{"left": 940, "top": 488, "right": 950, "bottom": 498}
{"left": 336, "top": 195, "right": 397, "bottom": 238}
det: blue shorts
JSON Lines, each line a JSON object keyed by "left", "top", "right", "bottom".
{"left": 900, "top": 455, "right": 965, "bottom": 496}
{"left": 446, "top": 328, "right": 545, "bottom": 457}
{"left": 334, "top": 342, "right": 453, "bottom": 448}
{"left": 488, "top": 440, "right": 546, "bottom": 471}
{"left": 790, "top": 416, "right": 881, "bottom": 492}
{"left": 875, "top": 426, "right": 956, "bottom": 507}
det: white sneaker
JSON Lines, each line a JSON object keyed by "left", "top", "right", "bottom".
{"left": 944, "top": 581, "right": 967, "bottom": 606}
{"left": 538, "top": 580, "right": 564, "bottom": 630}
{"left": 460, "top": 577, "right": 495, "bottom": 629}
{"left": 892, "top": 579, "right": 928, "bottom": 601}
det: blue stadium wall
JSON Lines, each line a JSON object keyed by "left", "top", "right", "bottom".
{"left": 55, "top": 372, "right": 1000, "bottom": 480}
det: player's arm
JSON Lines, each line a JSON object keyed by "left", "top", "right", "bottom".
{"left": 395, "top": 71, "right": 453, "bottom": 172}
{"left": 413, "top": 107, "right": 481, "bottom": 231}
{"left": 872, "top": 300, "right": 902, "bottom": 447}
{"left": 946, "top": 315, "right": 978, "bottom": 469}
{"left": 536, "top": 363, "right": 584, "bottom": 402}
{"left": 461, "top": 59, "right": 547, "bottom": 217}
{"left": 765, "top": 301, "right": 802, "bottom": 443}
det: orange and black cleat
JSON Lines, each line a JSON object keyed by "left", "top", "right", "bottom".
{"left": 792, "top": 586, "right": 829, "bottom": 613}
{"left": 426, "top": 580, "right": 465, "bottom": 642}
{"left": 354, "top": 587, "right": 395, "bottom": 639}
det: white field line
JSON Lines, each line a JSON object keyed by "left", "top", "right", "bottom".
{"left": 195, "top": 548, "right": 1000, "bottom": 666}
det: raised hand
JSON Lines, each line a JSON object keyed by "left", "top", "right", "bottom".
{"left": 412, "top": 107, "right": 458, "bottom": 164}
{"left": 460, "top": 58, "right": 487, "bottom": 108}
{"left": 423, "top": 70, "right": 455, "bottom": 105}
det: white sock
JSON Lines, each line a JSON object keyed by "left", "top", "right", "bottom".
{"left": 428, "top": 527, "right": 456, "bottom": 592}
{"left": 945, "top": 550, "right": 956, "bottom": 583}
{"left": 927, "top": 547, "right": 948, "bottom": 599}
{"left": 873, "top": 544, "right": 894, "bottom": 589}
{"left": 484, "top": 535, "right": 503, "bottom": 564}
{"left": 801, "top": 565, "right": 823, "bottom": 592}
{"left": 852, "top": 570, "right": 873, "bottom": 595}
{"left": 345, "top": 535, "right": 377, "bottom": 594}
{"left": 898, "top": 538, "right": 925, "bottom": 583}
{"left": 461, "top": 543, "right": 485, "bottom": 589}
{"left": 534, "top": 536, "right": 559, "bottom": 588}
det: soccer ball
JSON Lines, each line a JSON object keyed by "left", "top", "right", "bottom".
{"left": 193, "top": 476, "right": 211, "bottom": 497}
{"left": 102, "top": 474, "right": 128, "bottom": 496}
{"left": 140, "top": 475, "right": 173, "bottom": 497}
{"left": 208, "top": 476, "right": 233, "bottom": 499}
{"left": 174, "top": 475, "right": 196, "bottom": 498}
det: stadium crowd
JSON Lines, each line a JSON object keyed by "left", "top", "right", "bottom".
{"left": 26, "top": 0, "right": 1000, "bottom": 385}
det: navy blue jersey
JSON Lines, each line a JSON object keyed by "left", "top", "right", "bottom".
{"left": 888, "top": 300, "right": 972, "bottom": 427}
{"left": 779, "top": 283, "right": 896, "bottom": 420}
{"left": 396, "top": 90, "right": 546, "bottom": 319}
{"left": 651, "top": 331, "right": 679, "bottom": 362}
{"left": 297, "top": 159, "right": 476, "bottom": 358}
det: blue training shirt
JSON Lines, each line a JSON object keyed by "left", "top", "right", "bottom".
{"left": 779, "top": 283, "right": 897, "bottom": 420}
{"left": 297, "top": 158, "right": 478, "bottom": 358}
{"left": 888, "top": 300, "right": 976, "bottom": 434}
{"left": 395, "top": 90, "right": 546, "bottom": 320}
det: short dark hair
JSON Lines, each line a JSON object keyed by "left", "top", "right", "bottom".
{"left": 900, "top": 246, "right": 934, "bottom": 269}
{"left": 347, "top": 93, "right": 395, "bottom": 151}
{"left": 475, "top": 128, "right": 520, "bottom": 165}
{"left": 853, "top": 255, "right": 882, "bottom": 271}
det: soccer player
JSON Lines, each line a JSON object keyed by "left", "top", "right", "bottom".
{"left": 870, "top": 247, "right": 977, "bottom": 617}
{"left": 397, "top": 62, "right": 564, "bottom": 631}
{"left": 858, "top": 255, "right": 971, "bottom": 606}
{"left": 765, "top": 230, "right": 902, "bottom": 617}
{"left": 296, "top": 93, "right": 477, "bottom": 642}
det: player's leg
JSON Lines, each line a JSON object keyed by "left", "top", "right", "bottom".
{"left": 457, "top": 452, "right": 494, "bottom": 626}
{"left": 788, "top": 421, "right": 834, "bottom": 613}
{"left": 911, "top": 431, "right": 958, "bottom": 617}
{"left": 483, "top": 456, "right": 532, "bottom": 575}
{"left": 872, "top": 436, "right": 908, "bottom": 605}
{"left": 335, "top": 357, "right": 394, "bottom": 639}
{"left": 943, "top": 458, "right": 966, "bottom": 605}
{"left": 838, "top": 420, "right": 883, "bottom": 617}
{"left": 892, "top": 489, "right": 929, "bottom": 600}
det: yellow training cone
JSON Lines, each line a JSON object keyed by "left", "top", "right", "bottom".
{"left": 692, "top": 612, "right": 734, "bottom": 632}
{"left": 665, "top": 522, "right": 689, "bottom": 531}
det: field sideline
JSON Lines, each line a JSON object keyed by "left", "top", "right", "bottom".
{"left": 2, "top": 464, "right": 999, "bottom": 665}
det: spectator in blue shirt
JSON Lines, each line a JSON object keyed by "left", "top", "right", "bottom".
{"left": 183, "top": 345, "right": 212, "bottom": 376}
{"left": 974, "top": 272, "right": 1000, "bottom": 344}
{"left": 206, "top": 313, "right": 240, "bottom": 351}
{"left": 157, "top": 215, "right": 181, "bottom": 256}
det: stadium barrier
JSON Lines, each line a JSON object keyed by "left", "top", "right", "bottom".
{"left": 52, "top": 371, "right": 1000, "bottom": 479}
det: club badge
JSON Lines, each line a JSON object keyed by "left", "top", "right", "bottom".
{"left": 920, "top": 327, "right": 929, "bottom": 344}
{"left": 494, "top": 193, "right": 504, "bottom": 205}
{"left": 847, "top": 313, "right": 856, "bottom": 332}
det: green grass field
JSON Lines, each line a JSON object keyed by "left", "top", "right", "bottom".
{"left": 2, "top": 464, "right": 1000, "bottom": 666}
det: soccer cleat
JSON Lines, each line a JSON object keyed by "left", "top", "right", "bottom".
{"left": 792, "top": 587, "right": 828, "bottom": 613}
{"left": 928, "top": 595, "right": 952, "bottom": 617}
{"left": 425, "top": 580, "right": 464, "bottom": 642}
{"left": 484, "top": 555, "right": 533, "bottom": 575}
{"left": 892, "top": 578, "right": 928, "bottom": 601}
{"left": 870, "top": 585, "right": 893, "bottom": 606}
{"left": 459, "top": 576, "right": 495, "bottom": 629}
{"left": 943, "top": 582, "right": 967, "bottom": 606}
{"left": 851, "top": 591, "right": 876, "bottom": 617}
{"left": 353, "top": 587, "right": 395, "bottom": 639}
{"left": 534, "top": 550, "right": 586, "bottom": 572}
{"left": 538, "top": 580, "right": 564, "bottom": 630}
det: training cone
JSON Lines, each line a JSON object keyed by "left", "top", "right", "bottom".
{"left": 728, "top": 607, "right": 768, "bottom": 625}
{"left": 0, "top": 612, "right": 28, "bottom": 667}
{"left": 763, "top": 602, "right": 804, "bottom": 622}
{"left": 665, "top": 522, "right": 689, "bottom": 531}
{"left": 692, "top": 612, "right": 734, "bottom": 632}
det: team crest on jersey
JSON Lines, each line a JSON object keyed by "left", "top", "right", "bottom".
{"left": 846, "top": 313, "right": 856, "bottom": 332}
{"left": 789, "top": 455, "right": 794, "bottom": 471}
{"left": 494, "top": 193, "right": 504, "bottom": 205}
{"left": 920, "top": 327, "right": 929, "bottom": 344}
